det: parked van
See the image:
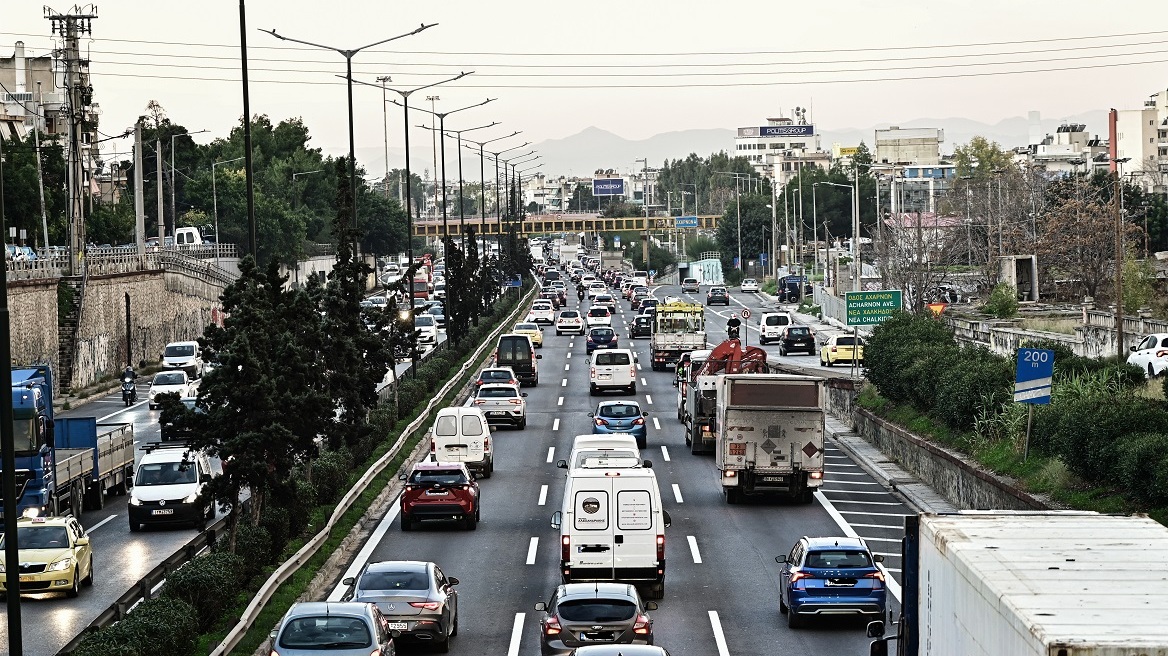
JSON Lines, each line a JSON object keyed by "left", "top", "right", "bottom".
{"left": 174, "top": 227, "right": 204, "bottom": 247}
{"left": 495, "top": 333, "right": 542, "bottom": 386}
{"left": 759, "top": 312, "right": 794, "bottom": 344}
{"left": 429, "top": 406, "right": 493, "bottom": 478}
{"left": 557, "top": 434, "right": 645, "bottom": 470}
{"left": 550, "top": 466, "right": 671, "bottom": 599}
{"left": 590, "top": 348, "right": 637, "bottom": 395}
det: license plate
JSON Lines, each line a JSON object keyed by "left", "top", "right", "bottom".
{"left": 425, "top": 490, "right": 448, "bottom": 496}
{"left": 152, "top": 508, "right": 174, "bottom": 515}
{"left": 488, "top": 411, "right": 507, "bottom": 417}
{"left": 729, "top": 443, "right": 746, "bottom": 456}
{"left": 599, "top": 375, "right": 611, "bottom": 380}
{"left": 761, "top": 476, "right": 787, "bottom": 482}
{"left": 19, "top": 575, "right": 34, "bottom": 582}
{"left": 826, "top": 579, "right": 855, "bottom": 587}
{"left": 386, "top": 622, "right": 408, "bottom": 630}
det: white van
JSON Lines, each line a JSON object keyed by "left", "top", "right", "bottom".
{"left": 174, "top": 227, "right": 204, "bottom": 247}
{"left": 590, "top": 349, "right": 637, "bottom": 395}
{"left": 430, "top": 407, "right": 493, "bottom": 478}
{"left": 162, "top": 340, "right": 204, "bottom": 378}
{"left": 556, "top": 434, "right": 645, "bottom": 471}
{"left": 550, "top": 466, "right": 671, "bottom": 599}
{"left": 128, "top": 442, "right": 217, "bottom": 532}
{"left": 759, "top": 311, "right": 794, "bottom": 344}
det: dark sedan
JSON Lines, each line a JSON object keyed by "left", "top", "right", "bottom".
{"left": 343, "top": 560, "right": 460, "bottom": 651}
{"left": 778, "top": 325, "right": 816, "bottom": 356}
{"left": 586, "top": 327, "right": 619, "bottom": 354}
{"left": 630, "top": 315, "right": 653, "bottom": 338}
{"left": 536, "top": 583, "right": 656, "bottom": 656}
{"left": 706, "top": 287, "right": 730, "bottom": 306}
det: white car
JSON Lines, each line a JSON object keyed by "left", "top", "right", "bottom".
{"left": 586, "top": 306, "right": 613, "bottom": 328}
{"left": 1127, "top": 333, "right": 1168, "bottom": 377}
{"left": 593, "top": 293, "right": 618, "bottom": 313}
{"left": 148, "top": 371, "right": 193, "bottom": 410}
{"left": 414, "top": 314, "right": 439, "bottom": 344}
{"left": 473, "top": 383, "right": 528, "bottom": 429}
{"left": 587, "top": 282, "right": 606, "bottom": 299}
{"left": 529, "top": 301, "right": 556, "bottom": 324}
{"left": 556, "top": 310, "right": 586, "bottom": 336}
{"left": 589, "top": 348, "right": 637, "bottom": 395}
{"left": 741, "top": 278, "right": 760, "bottom": 293}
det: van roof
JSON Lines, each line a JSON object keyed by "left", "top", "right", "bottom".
{"left": 435, "top": 406, "right": 487, "bottom": 418}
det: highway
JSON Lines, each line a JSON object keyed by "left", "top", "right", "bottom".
{"left": 324, "top": 281, "right": 913, "bottom": 656}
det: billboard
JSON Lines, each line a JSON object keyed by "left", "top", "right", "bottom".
{"left": 593, "top": 178, "right": 625, "bottom": 196}
{"left": 739, "top": 125, "right": 815, "bottom": 138}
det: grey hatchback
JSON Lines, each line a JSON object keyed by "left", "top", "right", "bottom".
{"left": 270, "top": 601, "right": 397, "bottom": 656}
{"left": 343, "top": 560, "right": 459, "bottom": 653}
{"left": 535, "top": 583, "right": 657, "bottom": 656}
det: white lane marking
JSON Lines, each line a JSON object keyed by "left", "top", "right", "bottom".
{"left": 827, "top": 500, "right": 905, "bottom": 506}
{"left": 506, "top": 613, "right": 525, "bottom": 656}
{"left": 552, "top": 418, "right": 560, "bottom": 431}
{"left": 709, "top": 611, "right": 731, "bottom": 656}
{"left": 546, "top": 447, "right": 555, "bottom": 463}
{"left": 86, "top": 514, "right": 117, "bottom": 532}
{"left": 329, "top": 498, "right": 402, "bottom": 601}
{"left": 569, "top": 342, "right": 574, "bottom": 348}
{"left": 641, "top": 377, "right": 648, "bottom": 386}
{"left": 822, "top": 480, "right": 881, "bottom": 486}
{"left": 884, "top": 568, "right": 903, "bottom": 573}
{"left": 636, "top": 363, "right": 642, "bottom": 370}
{"left": 526, "top": 537, "right": 540, "bottom": 565}
{"left": 849, "top": 522, "right": 906, "bottom": 530}
{"left": 816, "top": 489, "right": 902, "bottom": 602}
{"left": 838, "top": 511, "right": 911, "bottom": 517}
{"left": 857, "top": 536, "right": 903, "bottom": 543}
{"left": 824, "top": 471, "right": 869, "bottom": 476}
{"left": 561, "top": 378, "right": 567, "bottom": 387}
{"left": 652, "top": 417, "right": 661, "bottom": 431}
{"left": 687, "top": 535, "right": 703, "bottom": 563}
{"left": 567, "top": 352, "right": 572, "bottom": 359}
{"left": 660, "top": 445, "right": 671, "bottom": 462}
{"left": 820, "top": 490, "right": 895, "bottom": 496}
{"left": 538, "top": 485, "right": 548, "bottom": 506}
{"left": 97, "top": 398, "right": 149, "bottom": 421}
{"left": 557, "top": 397, "right": 564, "bottom": 406}
{"left": 645, "top": 394, "right": 653, "bottom": 405}
{"left": 565, "top": 363, "right": 570, "bottom": 371}
{"left": 672, "top": 484, "right": 684, "bottom": 504}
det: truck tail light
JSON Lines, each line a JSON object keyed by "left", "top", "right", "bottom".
{"left": 430, "top": 438, "right": 435, "bottom": 452}
{"left": 633, "top": 614, "right": 651, "bottom": 634}
{"left": 656, "top": 534, "right": 665, "bottom": 560}
{"left": 561, "top": 535, "right": 571, "bottom": 561}
{"left": 809, "top": 471, "right": 822, "bottom": 479}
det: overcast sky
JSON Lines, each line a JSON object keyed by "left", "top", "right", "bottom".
{"left": 6, "top": 0, "right": 1168, "bottom": 174}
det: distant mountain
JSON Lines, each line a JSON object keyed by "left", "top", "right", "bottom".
{"left": 531, "top": 126, "right": 738, "bottom": 175}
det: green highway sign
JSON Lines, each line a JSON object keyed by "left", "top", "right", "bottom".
{"left": 845, "top": 290, "right": 903, "bottom": 326}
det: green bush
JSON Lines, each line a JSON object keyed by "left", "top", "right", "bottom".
{"left": 163, "top": 551, "right": 243, "bottom": 631}
{"left": 901, "top": 343, "right": 960, "bottom": 411}
{"left": 234, "top": 522, "right": 274, "bottom": 581}
{"left": 73, "top": 597, "right": 199, "bottom": 656}
{"left": 723, "top": 269, "right": 745, "bottom": 287}
{"left": 983, "top": 282, "right": 1018, "bottom": 319}
{"left": 1044, "top": 396, "right": 1168, "bottom": 482}
{"left": 864, "top": 311, "right": 955, "bottom": 405}
{"left": 933, "top": 346, "right": 1013, "bottom": 430}
{"left": 1114, "top": 432, "right": 1168, "bottom": 507}
{"left": 313, "top": 448, "right": 354, "bottom": 505}
{"left": 261, "top": 504, "right": 292, "bottom": 556}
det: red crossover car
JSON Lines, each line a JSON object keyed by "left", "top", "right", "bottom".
{"left": 399, "top": 462, "right": 480, "bottom": 531}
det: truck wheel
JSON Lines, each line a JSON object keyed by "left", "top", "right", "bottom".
{"left": 646, "top": 582, "right": 665, "bottom": 600}
{"left": 683, "top": 424, "right": 692, "bottom": 446}
{"left": 725, "top": 488, "right": 740, "bottom": 504}
{"left": 70, "top": 484, "right": 84, "bottom": 516}
{"left": 87, "top": 484, "right": 105, "bottom": 510}
{"left": 800, "top": 487, "right": 815, "bottom": 504}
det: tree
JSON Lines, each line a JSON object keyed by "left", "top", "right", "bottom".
{"left": 568, "top": 183, "right": 598, "bottom": 212}
{"left": 1034, "top": 194, "right": 1130, "bottom": 299}
{"left": 685, "top": 235, "right": 719, "bottom": 260}
{"left": 86, "top": 196, "right": 135, "bottom": 246}
{"left": 715, "top": 192, "right": 776, "bottom": 269}
{"left": 852, "top": 141, "right": 874, "bottom": 177}
{"left": 952, "top": 136, "right": 1015, "bottom": 179}
{"left": 0, "top": 131, "right": 67, "bottom": 247}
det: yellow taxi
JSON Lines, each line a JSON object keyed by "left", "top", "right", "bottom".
{"left": 820, "top": 334, "right": 865, "bottom": 367}
{"left": 0, "top": 514, "right": 94, "bottom": 598}
{"left": 513, "top": 321, "right": 545, "bottom": 348}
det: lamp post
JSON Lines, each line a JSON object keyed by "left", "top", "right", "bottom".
{"left": 377, "top": 75, "right": 392, "bottom": 199}
{"left": 816, "top": 181, "right": 859, "bottom": 291}
{"left": 263, "top": 22, "right": 437, "bottom": 248}
{"left": 419, "top": 122, "right": 500, "bottom": 245}
{"left": 170, "top": 129, "right": 207, "bottom": 232}
{"left": 212, "top": 156, "right": 246, "bottom": 267}
{"left": 1113, "top": 156, "right": 1131, "bottom": 357}
{"left": 390, "top": 97, "right": 495, "bottom": 240}
{"left": 461, "top": 131, "right": 521, "bottom": 234}
{"left": 715, "top": 171, "right": 752, "bottom": 270}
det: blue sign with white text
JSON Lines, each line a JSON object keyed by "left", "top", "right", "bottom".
{"left": 1014, "top": 348, "right": 1054, "bottom": 404}
{"left": 761, "top": 124, "right": 815, "bottom": 137}
{"left": 593, "top": 178, "right": 626, "bottom": 196}
{"left": 675, "top": 216, "right": 699, "bottom": 229}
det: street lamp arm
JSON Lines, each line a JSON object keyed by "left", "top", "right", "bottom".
{"left": 263, "top": 23, "right": 437, "bottom": 56}
{"left": 353, "top": 71, "right": 472, "bottom": 98}
{"left": 260, "top": 29, "right": 339, "bottom": 53}
{"left": 354, "top": 23, "right": 437, "bottom": 52}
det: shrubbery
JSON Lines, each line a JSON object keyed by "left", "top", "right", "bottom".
{"left": 983, "top": 282, "right": 1018, "bottom": 318}
{"left": 163, "top": 551, "right": 244, "bottom": 631}
{"left": 73, "top": 597, "right": 198, "bottom": 656}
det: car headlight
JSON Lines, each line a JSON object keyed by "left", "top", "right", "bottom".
{"left": 149, "top": 390, "right": 157, "bottom": 399}
{"left": 182, "top": 492, "right": 199, "bottom": 504}
{"left": 47, "top": 557, "right": 73, "bottom": 572}
{"left": 129, "top": 496, "right": 142, "bottom": 506}
{"left": 0, "top": 562, "right": 5, "bottom": 573}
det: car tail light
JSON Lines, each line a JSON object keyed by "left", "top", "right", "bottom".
{"left": 656, "top": 534, "right": 665, "bottom": 560}
{"left": 790, "top": 570, "right": 812, "bottom": 584}
{"left": 633, "top": 418, "right": 644, "bottom": 425}
{"left": 544, "top": 615, "right": 562, "bottom": 636}
{"left": 485, "top": 437, "right": 490, "bottom": 450}
{"left": 509, "top": 399, "right": 523, "bottom": 405}
{"left": 629, "top": 366, "right": 636, "bottom": 377}
{"left": 430, "top": 438, "right": 435, "bottom": 452}
{"left": 591, "top": 367, "right": 597, "bottom": 377}
{"left": 561, "top": 535, "right": 571, "bottom": 561}
{"left": 633, "top": 614, "right": 651, "bottom": 634}
{"left": 595, "top": 417, "right": 609, "bottom": 426}
{"left": 865, "top": 570, "right": 886, "bottom": 583}
{"left": 831, "top": 346, "right": 838, "bottom": 352}
{"left": 409, "top": 601, "right": 442, "bottom": 610}
{"left": 474, "top": 399, "right": 485, "bottom": 405}
{"left": 509, "top": 379, "right": 517, "bottom": 385}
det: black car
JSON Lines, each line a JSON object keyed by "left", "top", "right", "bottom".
{"left": 778, "top": 325, "right": 816, "bottom": 356}
{"left": 706, "top": 287, "right": 730, "bottom": 306}
{"left": 536, "top": 583, "right": 657, "bottom": 656}
{"left": 586, "top": 327, "right": 618, "bottom": 353}
{"left": 630, "top": 315, "right": 653, "bottom": 338}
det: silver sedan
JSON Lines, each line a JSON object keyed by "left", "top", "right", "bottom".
{"left": 343, "top": 560, "right": 460, "bottom": 653}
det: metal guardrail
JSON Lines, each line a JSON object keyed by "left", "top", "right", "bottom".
{"left": 208, "top": 282, "right": 537, "bottom": 656}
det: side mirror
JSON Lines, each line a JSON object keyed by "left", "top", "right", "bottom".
{"left": 269, "top": 629, "right": 278, "bottom": 639}
{"left": 534, "top": 602, "right": 547, "bottom": 612}
{"left": 587, "top": 412, "right": 595, "bottom": 418}
{"left": 645, "top": 601, "right": 658, "bottom": 611}
{"left": 556, "top": 459, "right": 568, "bottom": 469}
{"left": 521, "top": 393, "right": 528, "bottom": 398}
{"left": 75, "top": 536, "right": 90, "bottom": 547}
{"left": 448, "top": 577, "right": 459, "bottom": 586}
{"left": 343, "top": 577, "right": 355, "bottom": 586}
{"left": 642, "top": 460, "right": 653, "bottom": 469}
{"left": 873, "top": 554, "right": 885, "bottom": 563}
{"left": 550, "top": 510, "right": 562, "bottom": 529}
{"left": 536, "top": 354, "right": 543, "bottom": 359}
{"left": 663, "top": 510, "right": 671, "bottom": 528}
{"left": 642, "top": 411, "right": 649, "bottom": 417}
{"left": 775, "top": 555, "right": 788, "bottom": 564}
{"left": 1130, "top": 345, "right": 1138, "bottom": 351}
{"left": 398, "top": 474, "right": 407, "bottom": 481}
{"left": 866, "top": 620, "right": 886, "bottom": 639}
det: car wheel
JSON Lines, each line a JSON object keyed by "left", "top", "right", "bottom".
{"left": 148, "top": 404, "right": 155, "bottom": 410}
{"left": 1150, "top": 363, "right": 1157, "bottom": 378}
{"left": 589, "top": 384, "right": 597, "bottom": 396}
{"left": 129, "top": 519, "right": 141, "bottom": 532}
{"left": 435, "top": 631, "right": 451, "bottom": 653}
{"left": 401, "top": 514, "right": 413, "bottom": 531}
{"left": 66, "top": 571, "right": 80, "bottom": 598}
{"left": 519, "top": 417, "right": 527, "bottom": 430}
{"left": 787, "top": 608, "right": 805, "bottom": 629}
{"left": 825, "top": 358, "right": 833, "bottom": 367}
{"left": 465, "top": 512, "right": 478, "bottom": 531}
{"left": 637, "top": 438, "right": 647, "bottom": 449}
{"left": 779, "top": 594, "right": 789, "bottom": 614}
{"left": 450, "top": 610, "right": 459, "bottom": 637}
{"left": 82, "top": 555, "right": 94, "bottom": 586}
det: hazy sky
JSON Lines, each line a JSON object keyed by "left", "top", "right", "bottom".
{"left": 6, "top": 0, "right": 1168, "bottom": 173}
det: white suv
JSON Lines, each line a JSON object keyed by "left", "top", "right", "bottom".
{"left": 556, "top": 310, "right": 586, "bottom": 336}
{"left": 741, "top": 278, "right": 760, "bottom": 293}
{"left": 589, "top": 348, "right": 637, "bottom": 395}
{"left": 586, "top": 306, "right": 613, "bottom": 328}
{"left": 529, "top": 301, "right": 556, "bottom": 324}
{"left": 759, "top": 311, "right": 794, "bottom": 344}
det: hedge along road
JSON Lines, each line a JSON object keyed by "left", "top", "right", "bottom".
{"left": 0, "top": 333, "right": 448, "bottom": 656}
{"left": 318, "top": 285, "right": 908, "bottom": 656}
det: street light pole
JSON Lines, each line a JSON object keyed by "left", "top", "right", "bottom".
{"left": 817, "top": 180, "right": 859, "bottom": 291}
{"left": 462, "top": 131, "right": 521, "bottom": 243}
{"left": 377, "top": 75, "right": 391, "bottom": 199}
{"left": 170, "top": 129, "right": 207, "bottom": 232}
{"left": 636, "top": 158, "right": 650, "bottom": 274}
{"left": 420, "top": 121, "right": 499, "bottom": 245}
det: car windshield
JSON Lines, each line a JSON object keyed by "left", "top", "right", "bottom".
{"left": 427, "top": 308, "right": 443, "bottom": 316}
{"left": 595, "top": 352, "right": 631, "bottom": 366}
{"left": 534, "top": 303, "right": 552, "bottom": 310}
{"left": 557, "top": 599, "right": 638, "bottom": 622}
{"left": 711, "top": 288, "right": 726, "bottom": 294}
{"left": 153, "top": 373, "right": 186, "bottom": 386}
{"left": 135, "top": 461, "right": 197, "bottom": 486}
{"left": 599, "top": 404, "right": 641, "bottom": 419}
{"left": 765, "top": 315, "right": 790, "bottom": 326}
{"left": 359, "top": 569, "right": 429, "bottom": 590}
{"left": 0, "top": 525, "right": 69, "bottom": 550}
{"left": 480, "top": 370, "right": 514, "bottom": 382}
{"left": 279, "top": 616, "right": 372, "bottom": 649}
{"left": 590, "top": 329, "right": 614, "bottom": 338}
{"left": 836, "top": 337, "right": 863, "bottom": 346}
{"left": 478, "top": 387, "right": 519, "bottom": 398}
{"left": 559, "top": 312, "right": 579, "bottom": 319}
{"left": 589, "top": 308, "right": 610, "bottom": 317}
{"left": 515, "top": 323, "right": 539, "bottom": 332}
{"left": 411, "top": 468, "right": 468, "bottom": 486}
{"left": 805, "top": 549, "right": 873, "bottom": 569}
{"left": 415, "top": 315, "right": 435, "bottom": 327}
{"left": 164, "top": 344, "right": 195, "bottom": 358}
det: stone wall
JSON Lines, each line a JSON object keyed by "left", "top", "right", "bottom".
{"left": 70, "top": 270, "right": 224, "bottom": 389}
{"left": 853, "top": 409, "right": 1050, "bottom": 511}
{"left": 9, "top": 278, "right": 60, "bottom": 376}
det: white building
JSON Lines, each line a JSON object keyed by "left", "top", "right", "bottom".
{"left": 734, "top": 116, "right": 830, "bottom": 185}
{"left": 874, "top": 127, "right": 944, "bottom": 166}
{"left": 1012, "top": 123, "right": 1109, "bottom": 176}
{"left": 1116, "top": 89, "right": 1168, "bottom": 193}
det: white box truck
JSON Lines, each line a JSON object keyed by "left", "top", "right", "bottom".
{"left": 714, "top": 374, "right": 824, "bottom": 504}
{"left": 868, "top": 511, "right": 1168, "bottom": 656}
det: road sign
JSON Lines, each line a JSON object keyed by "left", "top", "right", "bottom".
{"left": 1014, "top": 348, "right": 1054, "bottom": 404}
{"left": 675, "top": 216, "right": 699, "bottom": 229}
{"left": 506, "top": 274, "right": 522, "bottom": 288}
{"left": 741, "top": 308, "right": 751, "bottom": 319}
{"left": 926, "top": 302, "right": 948, "bottom": 316}
{"left": 844, "top": 290, "right": 903, "bottom": 326}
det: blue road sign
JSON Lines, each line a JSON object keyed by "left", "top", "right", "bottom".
{"left": 507, "top": 274, "right": 522, "bottom": 288}
{"left": 675, "top": 216, "right": 699, "bottom": 229}
{"left": 593, "top": 178, "right": 625, "bottom": 196}
{"left": 1014, "top": 348, "right": 1054, "bottom": 404}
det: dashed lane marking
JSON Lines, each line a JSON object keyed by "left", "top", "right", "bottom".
{"left": 526, "top": 537, "right": 540, "bottom": 565}
{"left": 506, "top": 613, "right": 525, "bottom": 656}
{"left": 552, "top": 418, "right": 560, "bottom": 431}
{"left": 660, "top": 445, "right": 671, "bottom": 462}
{"left": 538, "top": 485, "right": 548, "bottom": 506}
{"left": 652, "top": 417, "right": 661, "bottom": 431}
{"left": 687, "top": 535, "right": 703, "bottom": 563}
{"left": 672, "top": 484, "right": 684, "bottom": 504}
{"left": 645, "top": 394, "right": 653, "bottom": 405}
{"left": 546, "top": 447, "right": 555, "bottom": 463}
{"left": 558, "top": 397, "right": 564, "bottom": 406}
{"left": 709, "top": 611, "right": 730, "bottom": 656}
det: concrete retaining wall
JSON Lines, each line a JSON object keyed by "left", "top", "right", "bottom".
{"left": 9, "top": 278, "right": 61, "bottom": 376}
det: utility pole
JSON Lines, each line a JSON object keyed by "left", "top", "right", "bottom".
{"left": 47, "top": 5, "right": 97, "bottom": 275}
{"left": 1114, "top": 156, "right": 1130, "bottom": 357}
{"left": 427, "top": 95, "right": 440, "bottom": 218}
{"left": 133, "top": 122, "right": 146, "bottom": 254}
{"left": 156, "top": 139, "right": 165, "bottom": 242}
{"left": 378, "top": 75, "right": 391, "bottom": 200}
{"left": 34, "top": 81, "right": 50, "bottom": 251}
{"left": 637, "top": 158, "right": 650, "bottom": 273}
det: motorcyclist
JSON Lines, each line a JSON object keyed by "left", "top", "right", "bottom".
{"left": 122, "top": 365, "right": 135, "bottom": 383}
{"left": 726, "top": 315, "right": 742, "bottom": 340}
{"left": 121, "top": 366, "right": 137, "bottom": 405}
{"left": 576, "top": 282, "right": 586, "bottom": 301}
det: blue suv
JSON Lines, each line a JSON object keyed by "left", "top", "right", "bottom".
{"left": 775, "top": 537, "right": 887, "bottom": 628}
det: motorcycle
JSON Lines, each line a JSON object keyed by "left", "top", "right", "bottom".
{"left": 727, "top": 324, "right": 741, "bottom": 340}
{"left": 577, "top": 289, "right": 585, "bottom": 302}
{"left": 121, "top": 375, "right": 137, "bottom": 406}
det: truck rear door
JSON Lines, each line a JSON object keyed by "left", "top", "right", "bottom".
{"left": 613, "top": 482, "right": 658, "bottom": 578}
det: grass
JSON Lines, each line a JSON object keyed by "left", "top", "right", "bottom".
{"left": 857, "top": 387, "right": 1168, "bottom": 520}
{"left": 1135, "top": 377, "right": 1166, "bottom": 401}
